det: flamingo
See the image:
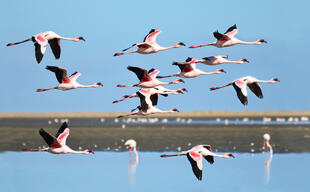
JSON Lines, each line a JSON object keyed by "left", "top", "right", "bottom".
{"left": 156, "top": 57, "right": 226, "bottom": 79}
{"left": 160, "top": 145, "right": 235, "bottom": 180}
{"left": 37, "top": 66, "right": 103, "bottom": 92}
{"left": 114, "top": 29, "right": 185, "bottom": 56}
{"left": 117, "top": 66, "right": 184, "bottom": 88}
{"left": 117, "top": 89, "right": 179, "bottom": 118}
{"left": 22, "top": 122, "right": 94, "bottom": 154}
{"left": 176, "top": 56, "right": 249, "bottom": 65}
{"left": 113, "top": 86, "right": 188, "bottom": 103}
{"left": 7, "top": 31, "right": 85, "bottom": 63}
{"left": 125, "top": 139, "right": 139, "bottom": 161}
{"left": 210, "top": 76, "right": 280, "bottom": 105}
{"left": 263, "top": 133, "right": 273, "bottom": 153}
{"left": 189, "top": 24, "right": 267, "bottom": 48}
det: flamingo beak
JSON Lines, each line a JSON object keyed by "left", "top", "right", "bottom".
{"left": 78, "top": 37, "right": 85, "bottom": 41}
{"left": 220, "top": 69, "right": 227, "bottom": 73}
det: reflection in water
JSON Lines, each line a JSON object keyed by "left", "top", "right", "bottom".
{"left": 263, "top": 133, "right": 273, "bottom": 183}
{"left": 124, "top": 139, "right": 139, "bottom": 184}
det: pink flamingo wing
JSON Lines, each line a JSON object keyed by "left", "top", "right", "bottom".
{"left": 57, "top": 128, "right": 70, "bottom": 145}
{"left": 144, "top": 30, "right": 161, "bottom": 43}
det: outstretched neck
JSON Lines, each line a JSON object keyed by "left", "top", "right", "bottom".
{"left": 237, "top": 39, "right": 262, "bottom": 45}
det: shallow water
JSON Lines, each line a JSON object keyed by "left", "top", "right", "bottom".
{"left": 0, "top": 152, "right": 308, "bottom": 192}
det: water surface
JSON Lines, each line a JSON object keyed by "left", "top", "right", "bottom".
{"left": 0, "top": 152, "right": 308, "bottom": 192}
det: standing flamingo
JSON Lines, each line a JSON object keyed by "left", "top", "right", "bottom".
{"left": 177, "top": 56, "right": 249, "bottom": 65}
{"left": 117, "top": 66, "right": 184, "bottom": 88}
{"left": 7, "top": 31, "right": 85, "bottom": 63}
{"left": 22, "top": 122, "right": 94, "bottom": 154}
{"left": 113, "top": 86, "right": 188, "bottom": 103}
{"left": 124, "top": 139, "right": 139, "bottom": 184}
{"left": 210, "top": 76, "right": 280, "bottom": 105}
{"left": 157, "top": 57, "right": 226, "bottom": 79}
{"left": 160, "top": 145, "right": 235, "bottom": 180}
{"left": 125, "top": 139, "right": 139, "bottom": 161}
{"left": 189, "top": 24, "right": 267, "bottom": 48}
{"left": 117, "top": 89, "right": 179, "bottom": 118}
{"left": 37, "top": 66, "right": 103, "bottom": 92}
{"left": 114, "top": 29, "right": 185, "bottom": 56}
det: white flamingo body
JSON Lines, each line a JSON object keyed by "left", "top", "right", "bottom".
{"left": 7, "top": 31, "right": 85, "bottom": 63}
{"left": 161, "top": 145, "right": 234, "bottom": 180}
{"left": 118, "top": 89, "right": 179, "bottom": 118}
{"left": 37, "top": 66, "right": 103, "bottom": 92}
{"left": 114, "top": 29, "right": 185, "bottom": 56}
{"left": 197, "top": 56, "right": 249, "bottom": 65}
{"left": 117, "top": 66, "right": 184, "bottom": 89}
{"left": 189, "top": 24, "right": 267, "bottom": 48}
{"left": 157, "top": 58, "right": 226, "bottom": 79}
{"left": 113, "top": 86, "right": 187, "bottom": 104}
{"left": 210, "top": 76, "right": 280, "bottom": 105}
{"left": 23, "top": 122, "right": 94, "bottom": 155}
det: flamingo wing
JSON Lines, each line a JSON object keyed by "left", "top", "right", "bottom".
{"left": 203, "top": 155, "right": 214, "bottom": 164}
{"left": 173, "top": 63, "right": 194, "bottom": 73}
{"left": 39, "top": 128, "right": 62, "bottom": 148}
{"left": 69, "top": 72, "right": 81, "bottom": 82}
{"left": 224, "top": 24, "right": 238, "bottom": 38}
{"left": 34, "top": 42, "right": 46, "bottom": 64}
{"left": 46, "top": 66, "right": 70, "bottom": 84}
{"left": 55, "top": 122, "right": 70, "bottom": 145}
{"left": 137, "top": 91, "right": 150, "bottom": 112}
{"left": 127, "top": 66, "right": 151, "bottom": 82}
{"left": 48, "top": 38, "right": 61, "bottom": 59}
{"left": 150, "top": 93, "right": 159, "bottom": 106}
{"left": 137, "top": 43, "right": 152, "bottom": 49}
{"left": 202, "top": 56, "right": 216, "bottom": 61}
{"left": 148, "top": 68, "right": 160, "bottom": 79}
{"left": 186, "top": 151, "right": 203, "bottom": 180}
{"left": 213, "top": 31, "right": 231, "bottom": 41}
{"left": 247, "top": 82, "right": 263, "bottom": 98}
{"left": 143, "top": 29, "right": 161, "bottom": 43}
{"left": 233, "top": 80, "right": 248, "bottom": 105}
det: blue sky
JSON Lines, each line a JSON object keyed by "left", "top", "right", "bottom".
{"left": 0, "top": 0, "right": 309, "bottom": 112}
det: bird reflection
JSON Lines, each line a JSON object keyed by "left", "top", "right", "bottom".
{"left": 124, "top": 139, "right": 139, "bottom": 184}
{"left": 263, "top": 133, "right": 273, "bottom": 183}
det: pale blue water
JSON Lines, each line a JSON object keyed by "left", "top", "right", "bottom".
{"left": 0, "top": 152, "right": 308, "bottom": 192}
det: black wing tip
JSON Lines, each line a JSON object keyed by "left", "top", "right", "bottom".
{"left": 185, "top": 57, "right": 192, "bottom": 62}
{"left": 149, "top": 29, "right": 156, "bottom": 33}
{"left": 148, "top": 68, "right": 156, "bottom": 73}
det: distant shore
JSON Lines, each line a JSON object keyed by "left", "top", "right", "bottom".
{"left": 0, "top": 111, "right": 310, "bottom": 118}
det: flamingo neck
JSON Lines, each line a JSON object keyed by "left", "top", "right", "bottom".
{"left": 237, "top": 40, "right": 261, "bottom": 45}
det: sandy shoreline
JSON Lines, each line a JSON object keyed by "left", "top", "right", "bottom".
{"left": 1, "top": 110, "right": 310, "bottom": 118}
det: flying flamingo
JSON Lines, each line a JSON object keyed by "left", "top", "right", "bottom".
{"left": 176, "top": 56, "right": 249, "bottom": 65}
{"left": 189, "top": 24, "right": 267, "bottom": 48}
{"left": 23, "top": 122, "right": 94, "bottom": 154}
{"left": 7, "top": 31, "right": 85, "bottom": 63}
{"left": 37, "top": 66, "right": 103, "bottom": 92}
{"left": 114, "top": 29, "right": 185, "bottom": 56}
{"left": 113, "top": 86, "right": 188, "bottom": 103}
{"left": 210, "top": 76, "right": 280, "bottom": 105}
{"left": 161, "top": 145, "right": 235, "bottom": 180}
{"left": 117, "top": 89, "right": 179, "bottom": 118}
{"left": 117, "top": 66, "right": 184, "bottom": 88}
{"left": 157, "top": 57, "right": 226, "bottom": 79}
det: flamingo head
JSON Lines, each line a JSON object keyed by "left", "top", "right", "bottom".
{"left": 272, "top": 78, "right": 280, "bottom": 82}
{"left": 175, "top": 42, "right": 186, "bottom": 48}
{"left": 74, "top": 36, "right": 85, "bottom": 41}
{"left": 217, "top": 69, "right": 227, "bottom": 73}
{"left": 258, "top": 39, "right": 267, "bottom": 44}
{"left": 173, "top": 79, "right": 185, "bottom": 84}
{"left": 125, "top": 139, "right": 137, "bottom": 150}
{"left": 114, "top": 53, "right": 124, "bottom": 56}
{"left": 96, "top": 82, "right": 103, "bottom": 86}
{"left": 177, "top": 88, "right": 188, "bottom": 94}
{"left": 170, "top": 108, "right": 180, "bottom": 112}
{"left": 210, "top": 87, "right": 218, "bottom": 91}
{"left": 85, "top": 149, "right": 95, "bottom": 154}
{"left": 242, "top": 59, "right": 249, "bottom": 63}
{"left": 227, "top": 153, "right": 235, "bottom": 158}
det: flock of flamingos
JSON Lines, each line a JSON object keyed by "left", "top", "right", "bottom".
{"left": 7, "top": 24, "right": 276, "bottom": 181}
